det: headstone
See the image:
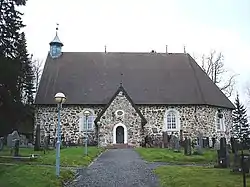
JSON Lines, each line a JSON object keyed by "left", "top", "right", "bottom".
{"left": 7, "top": 130, "right": 20, "bottom": 148}
{"left": 184, "top": 137, "right": 192, "bottom": 155}
{"left": 173, "top": 134, "right": 180, "bottom": 152}
{"left": 19, "top": 134, "right": 28, "bottom": 148}
{"left": 44, "top": 136, "right": 49, "bottom": 150}
{"left": 215, "top": 137, "right": 230, "bottom": 168}
{"left": 0, "top": 137, "right": 4, "bottom": 151}
{"left": 162, "top": 132, "right": 168, "bottom": 148}
{"left": 212, "top": 137, "right": 216, "bottom": 148}
{"left": 13, "top": 139, "right": 20, "bottom": 156}
{"left": 230, "top": 137, "right": 236, "bottom": 153}
{"left": 203, "top": 137, "right": 209, "bottom": 148}
{"left": 209, "top": 137, "right": 213, "bottom": 148}
{"left": 34, "top": 125, "right": 41, "bottom": 151}
{"left": 169, "top": 134, "right": 175, "bottom": 149}
{"left": 194, "top": 133, "right": 203, "bottom": 155}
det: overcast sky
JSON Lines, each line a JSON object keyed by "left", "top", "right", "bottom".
{"left": 21, "top": 0, "right": 250, "bottom": 110}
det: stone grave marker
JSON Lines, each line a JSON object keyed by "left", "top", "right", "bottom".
{"left": 173, "top": 135, "right": 180, "bottom": 152}
{"left": 230, "top": 137, "right": 236, "bottom": 153}
{"left": 19, "top": 134, "right": 28, "bottom": 148}
{"left": 169, "top": 134, "right": 175, "bottom": 150}
{"left": 212, "top": 137, "right": 216, "bottom": 148}
{"left": 184, "top": 137, "right": 192, "bottom": 156}
{"left": 7, "top": 130, "right": 20, "bottom": 148}
{"left": 215, "top": 137, "right": 230, "bottom": 168}
{"left": 209, "top": 137, "right": 213, "bottom": 148}
{"left": 0, "top": 137, "right": 4, "bottom": 151}
{"left": 13, "top": 139, "right": 20, "bottom": 156}
{"left": 162, "top": 131, "right": 168, "bottom": 148}
{"left": 194, "top": 133, "right": 203, "bottom": 155}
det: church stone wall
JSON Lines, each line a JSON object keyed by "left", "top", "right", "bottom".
{"left": 138, "top": 105, "right": 232, "bottom": 141}
{"left": 97, "top": 91, "right": 143, "bottom": 147}
{"left": 34, "top": 104, "right": 232, "bottom": 147}
{"left": 34, "top": 105, "right": 103, "bottom": 145}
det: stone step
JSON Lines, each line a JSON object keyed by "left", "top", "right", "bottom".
{"left": 106, "top": 143, "right": 135, "bottom": 149}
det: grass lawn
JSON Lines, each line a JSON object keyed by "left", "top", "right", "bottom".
{"left": 0, "top": 165, "right": 75, "bottom": 187}
{"left": 135, "top": 148, "right": 217, "bottom": 164}
{"left": 155, "top": 165, "right": 248, "bottom": 187}
{"left": 0, "top": 146, "right": 105, "bottom": 166}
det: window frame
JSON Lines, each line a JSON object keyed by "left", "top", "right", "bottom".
{"left": 163, "top": 109, "right": 180, "bottom": 132}
{"left": 78, "top": 109, "right": 96, "bottom": 132}
{"left": 215, "top": 111, "right": 225, "bottom": 132}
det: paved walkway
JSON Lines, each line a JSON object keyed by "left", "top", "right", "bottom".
{"left": 68, "top": 149, "right": 160, "bottom": 187}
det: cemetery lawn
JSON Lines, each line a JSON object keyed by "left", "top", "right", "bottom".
{"left": 155, "top": 165, "right": 248, "bottom": 187}
{"left": 0, "top": 146, "right": 104, "bottom": 167}
{"left": 135, "top": 148, "right": 217, "bottom": 164}
{"left": 0, "top": 165, "right": 74, "bottom": 187}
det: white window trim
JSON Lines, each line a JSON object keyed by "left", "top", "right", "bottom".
{"left": 115, "top": 110, "right": 125, "bottom": 117}
{"left": 163, "top": 109, "right": 180, "bottom": 132}
{"left": 77, "top": 109, "right": 96, "bottom": 132}
{"left": 215, "top": 111, "right": 225, "bottom": 132}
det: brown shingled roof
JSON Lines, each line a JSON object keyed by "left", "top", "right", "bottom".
{"left": 35, "top": 52, "right": 234, "bottom": 109}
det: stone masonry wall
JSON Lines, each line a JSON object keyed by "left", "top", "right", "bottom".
{"left": 34, "top": 105, "right": 103, "bottom": 145}
{"left": 138, "top": 105, "right": 232, "bottom": 141}
{"left": 35, "top": 104, "right": 232, "bottom": 146}
{"left": 98, "top": 91, "right": 142, "bottom": 147}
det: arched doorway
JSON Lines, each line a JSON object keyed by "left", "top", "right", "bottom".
{"left": 113, "top": 123, "right": 128, "bottom": 144}
{"left": 116, "top": 126, "right": 124, "bottom": 143}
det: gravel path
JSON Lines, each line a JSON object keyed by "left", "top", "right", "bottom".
{"left": 68, "top": 149, "right": 160, "bottom": 187}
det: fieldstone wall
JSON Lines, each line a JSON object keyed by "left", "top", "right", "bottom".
{"left": 35, "top": 103, "right": 233, "bottom": 147}
{"left": 138, "top": 105, "right": 232, "bottom": 141}
{"left": 34, "top": 105, "right": 103, "bottom": 145}
{"left": 98, "top": 91, "right": 143, "bottom": 147}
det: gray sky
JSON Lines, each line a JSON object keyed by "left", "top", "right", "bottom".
{"left": 21, "top": 0, "right": 250, "bottom": 109}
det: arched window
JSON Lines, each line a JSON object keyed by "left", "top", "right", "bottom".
{"left": 163, "top": 109, "right": 180, "bottom": 132}
{"left": 167, "top": 112, "right": 176, "bottom": 129}
{"left": 78, "top": 109, "right": 96, "bottom": 132}
{"left": 215, "top": 111, "right": 225, "bottom": 132}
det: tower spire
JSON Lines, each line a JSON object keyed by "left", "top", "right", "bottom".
{"left": 49, "top": 23, "right": 63, "bottom": 58}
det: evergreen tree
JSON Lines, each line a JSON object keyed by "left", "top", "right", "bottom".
{"left": 0, "top": 0, "right": 28, "bottom": 136}
{"left": 232, "top": 94, "right": 249, "bottom": 146}
{"left": 16, "top": 32, "right": 35, "bottom": 104}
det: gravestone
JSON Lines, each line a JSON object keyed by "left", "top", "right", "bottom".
{"left": 212, "top": 137, "right": 216, "bottom": 148}
{"left": 194, "top": 133, "right": 203, "bottom": 155}
{"left": 215, "top": 137, "right": 230, "bottom": 168}
{"left": 44, "top": 136, "right": 49, "bottom": 150}
{"left": 7, "top": 130, "right": 20, "bottom": 148}
{"left": 19, "top": 134, "right": 28, "bottom": 148}
{"left": 13, "top": 139, "right": 20, "bottom": 156}
{"left": 184, "top": 137, "right": 192, "bottom": 155}
{"left": 230, "top": 137, "right": 236, "bottom": 153}
{"left": 169, "top": 134, "right": 175, "bottom": 150}
{"left": 203, "top": 137, "right": 209, "bottom": 148}
{"left": 173, "top": 135, "right": 180, "bottom": 152}
{"left": 162, "top": 132, "right": 169, "bottom": 148}
{"left": 209, "top": 137, "right": 213, "bottom": 148}
{"left": 0, "top": 137, "right": 4, "bottom": 151}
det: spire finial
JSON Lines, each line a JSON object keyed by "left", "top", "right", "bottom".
{"left": 120, "top": 73, "right": 123, "bottom": 86}
{"left": 105, "top": 45, "right": 107, "bottom": 53}
{"left": 56, "top": 23, "right": 59, "bottom": 35}
{"left": 184, "top": 45, "right": 186, "bottom": 54}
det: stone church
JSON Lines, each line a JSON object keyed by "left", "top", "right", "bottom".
{"left": 34, "top": 30, "right": 235, "bottom": 147}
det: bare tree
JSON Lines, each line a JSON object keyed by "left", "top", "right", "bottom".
{"left": 194, "top": 50, "right": 237, "bottom": 98}
{"left": 31, "top": 58, "right": 43, "bottom": 93}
